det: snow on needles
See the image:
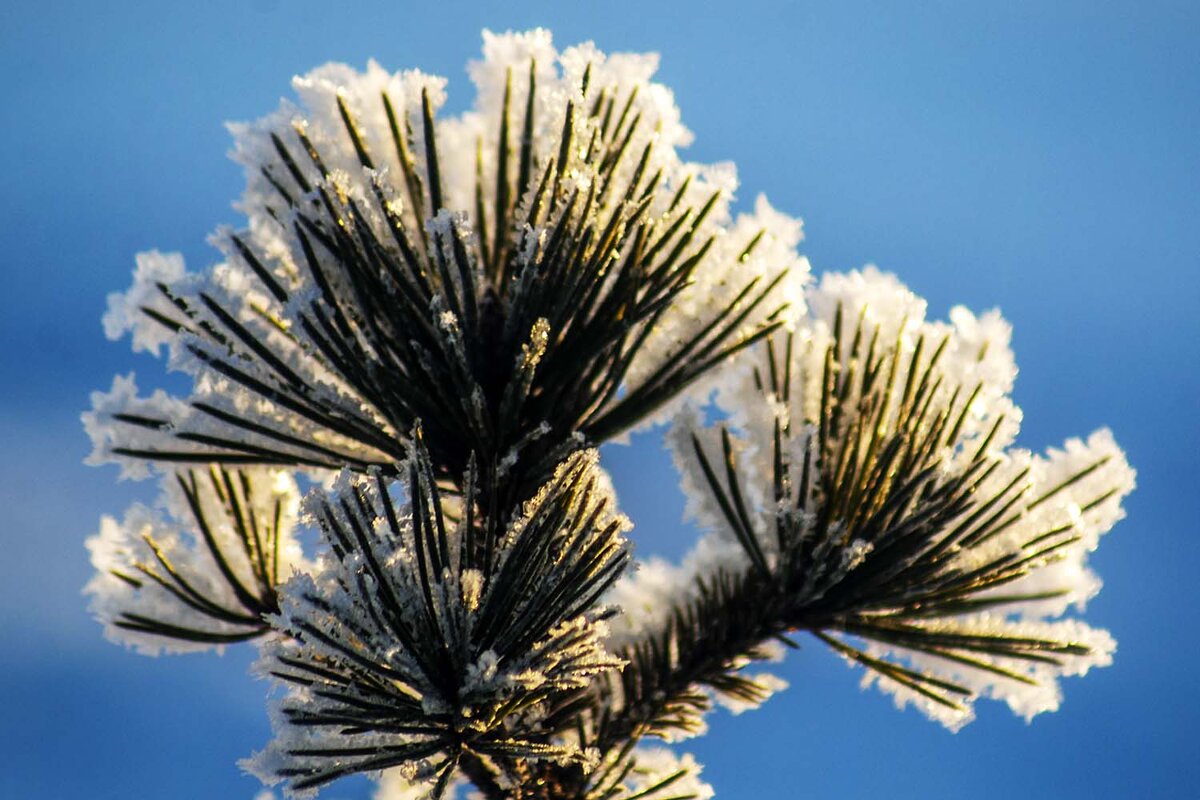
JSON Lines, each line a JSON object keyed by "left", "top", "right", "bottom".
{"left": 659, "top": 266, "right": 1135, "bottom": 729}
{"left": 81, "top": 26, "right": 1135, "bottom": 799}
{"left": 85, "top": 466, "right": 306, "bottom": 655}
{"left": 87, "top": 28, "right": 809, "bottom": 482}
{"left": 246, "top": 447, "right": 630, "bottom": 796}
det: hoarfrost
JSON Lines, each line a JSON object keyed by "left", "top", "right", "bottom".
{"left": 84, "top": 466, "right": 307, "bottom": 655}
{"left": 669, "top": 264, "right": 1133, "bottom": 729}
{"left": 102, "top": 250, "right": 191, "bottom": 356}
{"left": 619, "top": 747, "right": 714, "bottom": 800}
{"left": 253, "top": 449, "right": 630, "bottom": 794}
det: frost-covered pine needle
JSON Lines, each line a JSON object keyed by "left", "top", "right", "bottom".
{"left": 85, "top": 466, "right": 306, "bottom": 654}
{"left": 247, "top": 439, "right": 630, "bottom": 796}
{"left": 86, "top": 30, "right": 807, "bottom": 506}
{"left": 631, "top": 267, "right": 1135, "bottom": 730}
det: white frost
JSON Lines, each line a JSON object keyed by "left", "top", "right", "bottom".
{"left": 665, "top": 265, "right": 1133, "bottom": 729}
{"left": 103, "top": 250, "right": 189, "bottom": 357}
{"left": 84, "top": 466, "right": 306, "bottom": 656}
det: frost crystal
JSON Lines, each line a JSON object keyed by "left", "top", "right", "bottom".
{"left": 102, "top": 250, "right": 190, "bottom": 357}
{"left": 374, "top": 768, "right": 462, "bottom": 800}
{"left": 588, "top": 746, "right": 714, "bottom": 800}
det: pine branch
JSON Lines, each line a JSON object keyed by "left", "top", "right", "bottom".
{"left": 95, "top": 55, "right": 791, "bottom": 515}
{"left": 84, "top": 33, "right": 1132, "bottom": 800}
{"left": 251, "top": 439, "right": 632, "bottom": 795}
{"left": 598, "top": 569, "right": 787, "bottom": 746}
{"left": 604, "top": 301, "right": 1131, "bottom": 736}
{"left": 85, "top": 465, "right": 303, "bottom": 654}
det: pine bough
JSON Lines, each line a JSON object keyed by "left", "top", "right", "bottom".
{"left": 83, "top": 30, "right": 1135, "bottom": 800}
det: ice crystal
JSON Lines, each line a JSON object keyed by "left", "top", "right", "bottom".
{"left": 374, "top": 768, "right": 461, "bottom": 800}
{"left": 587, "top": 746, "right": 714, "bottom": 800}
{"left": 101, "top": 250, "right": 190, "bottom": 357}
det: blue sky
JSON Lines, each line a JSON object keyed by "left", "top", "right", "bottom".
{"left": 1, "top": 1, "right": 1197, "bottom": 798}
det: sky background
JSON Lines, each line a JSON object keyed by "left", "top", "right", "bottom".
{"left": 1, "top": 1, "right": 1197, "bottom": 798}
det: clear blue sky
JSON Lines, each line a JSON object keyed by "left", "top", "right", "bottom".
{"left": 1, "top": 1, "right": 1196, "bottom": 798}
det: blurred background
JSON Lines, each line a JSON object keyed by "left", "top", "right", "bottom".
{"left": 1, "top": 1, "right": 1196, "bottom": 797}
